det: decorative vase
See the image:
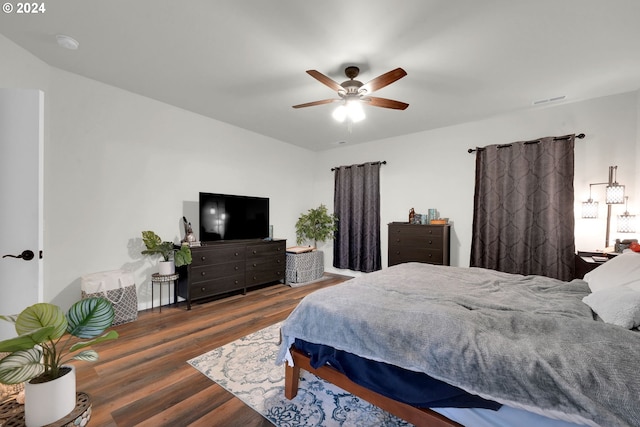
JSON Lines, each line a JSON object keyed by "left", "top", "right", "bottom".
{"left": 24, "top": 365, "right": 76, "bottom": 427}
{"left": 158, "top": 260, "right": 175, "bottom": 275}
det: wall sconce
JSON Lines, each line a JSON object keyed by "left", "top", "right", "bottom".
{"left": 617, "top": 196, "right": 637, "bottom": 233}
{"left": 581, "top": 165, "right": 627, "bottom": 248}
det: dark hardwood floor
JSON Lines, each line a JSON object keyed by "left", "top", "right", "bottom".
{"left": 74, "top": 274, "right": 350, "bottom": 427}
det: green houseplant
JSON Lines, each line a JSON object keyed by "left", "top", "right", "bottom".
{"left": 0, "top": 298, "right": 118, "bottom": 425}
{"left": 141, "top": 230, "right": 192, "bottom": 271}
{"left": 295, "top": 204, "right": 338, "bottom": 248}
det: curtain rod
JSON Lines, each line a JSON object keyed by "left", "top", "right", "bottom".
{"left": 331, "top": 160, "right": 386, "bottom": 172}
{"left": 467, "top": 133, "right": 585, "bottom": 154}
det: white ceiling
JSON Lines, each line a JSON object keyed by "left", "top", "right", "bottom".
{"left": 2, "top": 0, "right": 640, "bottom": 151}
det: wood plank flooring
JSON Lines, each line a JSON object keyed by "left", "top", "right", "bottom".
{"left": 74, "top": 274, "right": 350, "bottom": 427}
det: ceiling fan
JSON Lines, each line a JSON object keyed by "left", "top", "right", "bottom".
{"left": 292, "top": 66, "right": 409, "bottom": 113}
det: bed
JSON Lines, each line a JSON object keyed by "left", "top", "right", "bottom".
{"left": 277, "top": 258, "right": 640, "bottom": 427}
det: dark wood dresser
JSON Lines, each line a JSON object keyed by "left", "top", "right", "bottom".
{"left": 177, "top": 239, "right": 285, "bottom": 309}
{"left": 388, "top": 222, "right": 450, "bottom": 267}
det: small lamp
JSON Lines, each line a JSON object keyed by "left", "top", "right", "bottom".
{"left": 581, "top": 184, "right": 599, "bottom": 218}
{"left": 605, "top": 166, "right": 625, "bottom": 204}
{"left": 617, "top": 196, "right": 636, "bottom": 233}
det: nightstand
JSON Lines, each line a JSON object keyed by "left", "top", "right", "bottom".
{"left": 574, "top": 251, "right": 612, "bottom": 279}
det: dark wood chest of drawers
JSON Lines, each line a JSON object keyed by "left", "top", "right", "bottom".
{"left": 178, "top": 239, "right": 286, "bottom": 309}
{"left": 388, "top": 222, "right": 450, "bottom": 267}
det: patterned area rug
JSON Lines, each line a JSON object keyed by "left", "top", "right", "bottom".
{"left": 187, "top": 322, "right": 411, "bottom": 426}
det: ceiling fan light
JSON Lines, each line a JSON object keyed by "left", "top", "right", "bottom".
{"left": 346, "top": 100, "right": 365, "bottom": 123}
{"left": 332, "top": 105, "right": 347, "bottom": 122}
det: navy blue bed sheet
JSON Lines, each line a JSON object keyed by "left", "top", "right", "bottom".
{"left": 294, "top": 338, "right": 501, "bottom": 410}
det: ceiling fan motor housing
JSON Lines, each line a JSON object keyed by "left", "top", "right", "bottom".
{"left": 341, "top": 66, "right": 364, "bottom": 96}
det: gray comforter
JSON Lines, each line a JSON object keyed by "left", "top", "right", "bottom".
{"left": 277, "top": 263, "right": 640, "bottom": 427}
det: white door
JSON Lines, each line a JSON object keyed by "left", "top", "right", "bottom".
{"left": 0, "top": 89, "right": 44, "bottom": 340}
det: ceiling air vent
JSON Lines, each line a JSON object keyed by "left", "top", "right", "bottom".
{"left": 532, "top": 95, "right": 566, "bottom": 106}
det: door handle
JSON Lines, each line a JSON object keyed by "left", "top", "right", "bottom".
{"left": 2, "top": 250, "right": 35, "bottom": 261}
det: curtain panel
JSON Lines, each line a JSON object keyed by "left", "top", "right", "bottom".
{"left": 470, "top": 135, "right": 575, "bottom": 281}
{"left": 333, "top": 162, "right": 382, "bottom": 272}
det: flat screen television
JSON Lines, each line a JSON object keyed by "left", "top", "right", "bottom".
{"left": 199, "top": 192, "right": 269, "bottom": 241}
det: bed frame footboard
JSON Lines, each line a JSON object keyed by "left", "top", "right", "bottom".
{"left": 284, "top": 346, "right": 463, "bottom": 427}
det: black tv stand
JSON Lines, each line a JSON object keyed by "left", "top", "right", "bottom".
{"left": 177, "top": 238, "right": 285, "bottom": 309}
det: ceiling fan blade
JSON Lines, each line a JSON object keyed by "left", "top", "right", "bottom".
{"left": 292, "top": 99, "right": 338, "bottom": 109}
{"left": 306, "top": 70, "right": 344, "bottom": 93}
{"left": 366, "top": 96, "right": 409, "bottom": 110}
{"left": 360, "top": 68, "right": 407, "bottom": 94}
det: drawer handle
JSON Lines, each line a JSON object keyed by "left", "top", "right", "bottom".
{"left": 396, "top": 238, "right": 400, "bottom": 242}
{"left": 234, "top": 266, "right": 239, "bottom": 270}
{"left": 396, "top": 251, "right": 400, "bottom": 255}
{"left": 235, "top": 252, "right": 239, "bottom": 256}
{"left": 253, "top": 263, "right": 257, "bottom": 267}
{"left": 428, "top": 230, "right": 433, "bottom": 234}
{"left": 200, "top": 272, "right": 206, "bottom": 276}
{"left": 253, "top": 250, "right": 257, "bottom": 254}
{"left": 201, "top": 287, "right": 206, "bottom": 292}
{"left": 428, "top": 253, "right": 433, "bottom": 258}
{"left": 277, "top": 259, "right": 281, "bottom": 263}
{"left": 428, "top": 240, "right": 433, "bottom": 244}
{"left": 200, "top": 256, "right": 206, "bottom": 261}
{"left": 234, "top": 280, "right": 239, "bottom": 284}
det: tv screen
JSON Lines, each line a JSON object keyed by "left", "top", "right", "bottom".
{"left": 199, "top": 192, "right": 269, "bottom": 241}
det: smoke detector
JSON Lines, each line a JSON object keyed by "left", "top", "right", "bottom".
{"left": 56, "top": 34, "right": 79, "bottom": 50}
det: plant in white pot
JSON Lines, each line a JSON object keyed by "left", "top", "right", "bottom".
{"left": 0, "top": 298, "right": 118, "bottom": 426}
{"left": 141, "top": 230, "right": 192, "bottom": 275}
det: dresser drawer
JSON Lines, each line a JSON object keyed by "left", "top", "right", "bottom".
{"left": 389, "top": 248, "right": 444, "bottom": 265}
{"left": 191, "top": 245, "right": 245, "bottom": 267}
{"left": 389, "top": 224, "right": 443, "bottom": 238}
{"left": 190, "top": 260, "right": 245, "bottom": 284}
{"left": 246, "top": 241, "right": 286, "bottom": 258}
{"left": 189, "top": 273, "right": 245, "bottom": 298}
{"left": 247, "top": 267, "right": 284, "bottom": 286}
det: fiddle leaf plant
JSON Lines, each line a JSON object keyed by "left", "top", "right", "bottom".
{"left": 0, "top": 298, "right": 119, "bottom": 384}
{"left": 295, "top": 204, "right": 338, "bottom": 248}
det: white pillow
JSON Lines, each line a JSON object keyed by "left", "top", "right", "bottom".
{"left": 582, "top": 251, "right": 640, "bottom": 292}
{"left": 582, "top": 287, "right": 640, "bottom": 329}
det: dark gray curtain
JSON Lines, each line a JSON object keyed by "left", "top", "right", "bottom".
{"left": 333, "top": 162, "right": 382, "bottom": 272}
{"left": 470, "top": 135, "right": 575, "bottom": 281}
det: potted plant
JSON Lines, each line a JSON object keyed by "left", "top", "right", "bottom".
{"left": 0, "top": 297, "right": 119, "bottom": 426}
{"left": 295, "top": 204, "right": 338, "bottom": 248}
{"left": 290, "top": 205, "right": 338, "bottom": 284}
{"left": 141, "top": 230, "right": 192, "bottom": 275}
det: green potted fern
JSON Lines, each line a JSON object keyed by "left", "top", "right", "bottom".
{"left": 0, "top": 298, "right": 118, "bottom": 426}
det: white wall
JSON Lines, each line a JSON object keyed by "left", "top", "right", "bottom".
{"left": 1, "top": 34, "right": 317, "bottom": 310}
{"left": 315, "top": 91, "right": 640, "bottom": 275}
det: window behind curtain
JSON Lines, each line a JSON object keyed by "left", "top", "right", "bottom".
{"left": 333, "top": 162, "right": 382, "bottom": 273}
{"left": 470, "top": 135, "right": 575, "bottom": 281}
